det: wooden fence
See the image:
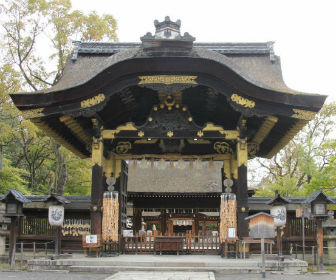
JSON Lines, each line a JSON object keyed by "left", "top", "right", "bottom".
{"left": 122, "top": 232, "right": 220, "bottom": 254}
{"left": 21, "top": 217, "right": 54, "bottom": 236}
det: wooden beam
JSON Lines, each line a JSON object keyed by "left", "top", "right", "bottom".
{"left": 59, "top": 115, "right": 92, "bottom": 147}
{"left": 31, "top": 119, "right": 88, "bottom": 159}
{"left": 266, "top": 120, "right": 307, "bottom": 158}
{"left": 252, "top": 116, "right": 278, "bottom": 144}
{"left": 112, "top": 153, "right": 232, "bottom": 160}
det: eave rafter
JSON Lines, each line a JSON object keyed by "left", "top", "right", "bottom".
{"left": 266, "top": 119, "right": 308, "bottom": 159}
{"left": 31, "top": 118, "right": 88, "bottom": 159}
{"left": 59, "top": 115, "right": 92, "bottom": 149}
{"left": 252, "top": 116, "right": 278, "bottom": 145}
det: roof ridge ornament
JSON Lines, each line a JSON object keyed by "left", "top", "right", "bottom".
{"left": 141, "top": 16, "right": 195, "bottom": 51}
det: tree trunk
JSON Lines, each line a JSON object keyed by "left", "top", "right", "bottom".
{"left": 56, "top": 152, "right": 67, "bottom": 195}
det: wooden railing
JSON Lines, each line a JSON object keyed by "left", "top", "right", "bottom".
{"left": 20, "top": 217, "right": 54, "bottom": 236}
{"left": 122, "top": 232, "right": 220, "bottom": 254}
{"left": 285, "top": 217, "right": 316, "bottom": 241}
{"left": 185, "top": 231, "right": 220, "bottom": 254}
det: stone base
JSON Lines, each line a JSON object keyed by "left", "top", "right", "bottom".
{"left": 0, "top": 236, "right": 5, "bottom": 255}
{"left": 27, "top": 254, "right": 308, "bottom": 274}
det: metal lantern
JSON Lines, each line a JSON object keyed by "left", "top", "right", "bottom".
{"left": 0, "top": 189, "right": 31, "bottom": 270}
{"left": 305, "top": 189, "right": 332, "bottom": 218}
{"left": 1, "top": 189, "right": 31, "bottom": 217}
{"left": 305, "top": 189, "right": 334, "bottom": 271}
{"left": 313, "top": 203, "right": 327, "bottom": 216}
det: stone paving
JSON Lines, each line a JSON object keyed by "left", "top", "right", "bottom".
{"left": 0, "top": 270, "right": 336, "bottom": 280}
{"left": 105, "top": 271, "right": 215, "bottom": 280}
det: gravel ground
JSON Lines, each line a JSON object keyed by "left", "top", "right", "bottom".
{"left": 0, "top": 271, "right": 336, "bottom": 280}
{"left": 0, "top": 271, "right": 112, "bottom": 280}
{"left": 215, "top": 272, "right": 336, "bottom": 280}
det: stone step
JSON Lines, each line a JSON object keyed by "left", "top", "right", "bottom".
{"left": 68, "top": 265, "right": 260, "bottom": 273}
{"left": 27, "top": 256, "right": 308, "bottom": 274}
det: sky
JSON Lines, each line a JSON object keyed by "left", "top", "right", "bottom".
{"left": 70, "top": 0, "right": 336, "bottom": 101}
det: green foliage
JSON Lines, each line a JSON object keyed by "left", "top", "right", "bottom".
{"left": 254, "top": 177, "right": 305, "bottom": 197}
{"left": 0, "top": 0, "right": 117, "bottom": 195}
{"left": 253, "top": 102, "right": 336, "bottom": 197}
{"left": 0, "top": 159, "right": 29, "bottom": 194}
{"left": 62, "top": 149, "right": 92, "bottom": 196}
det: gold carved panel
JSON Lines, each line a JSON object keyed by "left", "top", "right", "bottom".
{"left": 81, "top": 93, "right": 105, "bottom": 108}
{"left": 292, "top": 109, "right": 316, "bottom": 121}
{"left": 231, "top": 93, "right": 255, "bottom": 108}
{"left": 138, "top": 75, "right": 198, "bottom": 85}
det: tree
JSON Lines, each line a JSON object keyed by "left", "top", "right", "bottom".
{"left": 0, "top": 158, "right": 29, "bottom": 194}
{"left": 0, "top": 0, "right": 117, "bottom": 194}
{"left": 253, "top": 103, "right": 336, "bottom": 197}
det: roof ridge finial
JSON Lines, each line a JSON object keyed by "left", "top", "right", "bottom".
{"left": 141, "top": 17, "right": 195, "bottom": 49}
{"left": 153, "top": 16, "right": 182, "bottom": 39}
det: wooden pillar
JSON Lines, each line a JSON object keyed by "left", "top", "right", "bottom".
{"left": 9, "top": 217, "right": 18, "bottom": 270}
{"left": 90, "top": 138, "right": 105, "bottom": 235}
{"left": 317, "top": 219, "right": 324, "bottom": 270}
{"left": 222, "top": 156, "right": 231, "bottom": 192}
{"left": 134, "top": 208, "right": 142, "bottom": 233}
{"left": 195, "top": 209, "right": 199, "bottom": 235}
{"left": 54, "top": 226, "right": 62, "bottom": 255}
{"left": 161, "top": 209, "right": 167, "bottom": 234}
{"left": 113, "top": 158, "right": 124, "bottom": 237}
{"left": 236, "top": 139, "right": 249, "bottom": 238}
{"left": 231, "top": 156, "right": 238, "bottom": 195}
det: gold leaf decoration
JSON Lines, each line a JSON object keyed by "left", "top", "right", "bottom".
{"left": 21, "top": 108, "right": 45, "bottom": 119}
{"left": 81, "top": 93, "right": 105, "bottom": 108}
{"left": 231, "top": 93, "right": 255, "bottom": 108}
{"left": 292, "top": 109, "right": 316, "bottom": 121}
{"left": 197, "top": 131, "right": 204, "bottom": 137}
{"left": 116, "top": 142, "right": 132, "bottom": 154}
{"left": 138, "top": 131, "right": 145, "bottom": 137}
{"left": 167, "top": 131, "right": 174, "bottom": 137}
{"left": 214, "top": 142, "right": 232, "bottom": 154}
{"left": 138, "top": 75, "right": 198, "bottom": 85}
{"left": 248, "top": 142, "right": 259, "bottom": 158}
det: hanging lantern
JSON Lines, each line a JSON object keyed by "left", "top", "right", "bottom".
{"left": 270, "top": 206, "right": 287, "bottom": 227}
{"left": 132, "top": 160, "right": 138, "bottom": 169}
{"left": 195, "top": 159, "right": 203, "bottom": 169}
{"left": 177, "top": 159, "right": 186, "bottom": 170}
{"left": 169, "top": 160, "right": 174, "bottom": 169}
{"left": 158, "top": 159, "right": 166, "bottom": 170}
{"left": 48, "top": 205, "right": 65, "bottom": 227}
{"left": 139, "top": 158, "right": 148, "bottom": 169}
{"left": 208, "top": 159, "right": 214, "bottom": 169}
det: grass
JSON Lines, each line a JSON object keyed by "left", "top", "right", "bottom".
{"left": 325, "top": 267, "right": 336, "bottom": 272}
{"left": 0, "top": 263, "right": 9, "bottom": 270}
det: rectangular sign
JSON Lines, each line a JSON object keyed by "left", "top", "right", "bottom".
{"left": 86, "top": 235, "right": 98, "bottom": 244}
{"left": 123, "top": 230, "right": 134, "bottom": 237}
{"left": 228, "top": 227, "right": 236, "bottom": 239}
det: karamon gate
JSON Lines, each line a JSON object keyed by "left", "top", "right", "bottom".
{"left": 11, "top": 18, "right": 326, "bottom": 249}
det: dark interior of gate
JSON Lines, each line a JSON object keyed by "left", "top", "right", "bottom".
{"left": 10, "top": 17, "right": 327, "bottom": 254}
